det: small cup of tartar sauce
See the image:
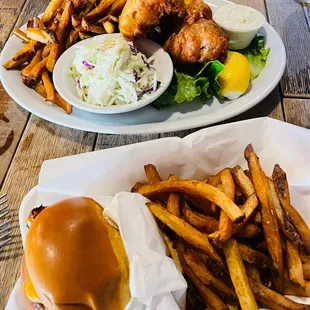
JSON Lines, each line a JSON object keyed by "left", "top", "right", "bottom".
{"left": 213, "top": 4, "right": 266, "bottom": 50}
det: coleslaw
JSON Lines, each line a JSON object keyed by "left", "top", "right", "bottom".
{"left": 70, "top": 35, "right": 160, "bottom": 106}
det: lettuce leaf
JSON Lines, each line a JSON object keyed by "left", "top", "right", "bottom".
{"left": 240, "top": 34, "right": 270, "bottom": 81}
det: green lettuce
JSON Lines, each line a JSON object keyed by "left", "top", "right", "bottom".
{"left": 240, "top": 34, "right": 270, "bottom": 81}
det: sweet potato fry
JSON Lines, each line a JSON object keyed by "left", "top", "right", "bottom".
{"left": 167, "top": 194, "right": 180, "bottom": 217}
{"left": 286, "top": 240, "right": 305, "bottom": 287}
{"left": 42, "top": 0, "right": 64, "bottom": 24}
{"left": 13, "top": 28, "right": 30, "bottom": 43}
{"left": 267, "top": 178, "right": 304, "bottom": 248}
{"left": 303, "top": 262, "right": 310, "bottom": 280}
{"left": 136, "top": 180, "right": 245, "bottom": 223}
{"left": 147, "top": 202, "right": 225, "bottom": 268}
{"left": 46, "top": 43, "right": 60, "bottom": 72}
{"left": 231, "top": 165, "right": 255, "bottom": 198}
{"left": 223, "top": 239, "right": 258, "bottom": 310}
{"left": 85, "top": 0, "right": 115, "bottom": 21}
{"left": 184, "top": 247, "right": 236, "bottom": 302}
{"left": 52, "top": 92, "right": 72, "bottom": 114}
{"left": 56, "top": 0, "right": 73, "bottom": 41}
{"left": 245, "top": 263, "right": 262, "bottom": 284}
{"left": 272, "top": 165, "right": 310, "bottom": 251}
{"left": 107, "top": 0, "right": 127, "bottom": 15}
{"left": 250, "top": 279, "right": 310, "bottom": 310}
{"left": 245, "top": 144, "right": 283, "bottom": 285}
{"left": 42, "top": 70, "right": 55, "bottom": 101}
{"left": 238, "top": 243, "right": 270, "bottom": 270}
{"left": 144, "top": 164, "right": 162, "bottom": 184}
{"left": 210, "top": 169, "right": 235, "bottom": 242}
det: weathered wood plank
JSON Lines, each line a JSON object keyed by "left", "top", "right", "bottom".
{"left": 0, "top": 115, "right": 96, "bottom": 309}
{"left": 265, "top": 0, "right": 310, "bottom": 97}
{"left": 303, "top": 3, "right": 310, "bottom": 28}
{"left": 283, "top": 98, "right": 310, "bottom": 129}
{"left": 0, "top": 0, "right": 26, "bottom": 50}
{"left": 95, "top": 134, "right": 159, "bottom": 150}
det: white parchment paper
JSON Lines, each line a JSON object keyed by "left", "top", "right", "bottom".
{"left": 6, "top": 117, "right": 310, "bottom": 309}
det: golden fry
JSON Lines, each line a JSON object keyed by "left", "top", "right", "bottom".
{"left": 22, "top": 49, "right": 43, "bottom": 87}
{"left": 167, "top": 193, "right": 180, "bottom": 217}
{"left": 136, "top": 180, "right": 245, "bottom": 223}
{"left": 33, "top": 82, "right": 47, "bottom": 98}
{"left": 56, "top": 0, "right": 73, "bottom": 41}
{"left": 26, "top": 28, "right": 49, "bottom": 44}
{"left": 147, "top": 202, "right": 225, "bottom": 268}
{"left": 184, "top": 247, "right": 236, "bottom": 301}
{"left": 252, "top": 211, "right": 261, "bottom": 223}
{"left": 286, "top": 240, "right": 305, "bottom": 288}
{"left": 66, "top": 30, "right": 79, "bottom": 49}
{"left": 244, "top": 263, "right": 262, "bottom": 284}
{"left": 42, "top": 70, "right": 55, "bottom": 101}
{"left": 162, "top": 231, "right": 183, "bottom": 273}
{"left": 272, "top": 165, "right": 310, "bottom": 251}
{"left": 81, "top": 18, "right": 106, "bottom": 34}
{"left": 46, "top": 43, "right": 60, "bottom": 72}
{"left": 12, "top": 40, "right": 39, "bottom": 61}
{"left": 52, "top": 92, "right": 72, "bottom": 114}
{"left": 284, "top": 280, "right": 310, "bottom": 297}
{"left": 238, "top": 243, "right": 270, "bottom": 270}
{"left": 107, "top": 0, "right": 127, "bottom": 15}
{"left": 28, "top": 57, "right": 48, "bottom": 80}
{"left": 223, "top": 239, "right": 258, "bottom": 310}
{"left": 42, "top": 43, "right": 52, "bottom": 58}
{"left": 13, "top": 28, "right": 30, "bottom": 43}
{"left": 244, "top": 144, "right": 283, "bottom": 287}
{"left": 231, "top": 165, "right": 255, "bottom": 198}
{"left": 85, "top": 0, "right": 115, "bottom": 21}
{"left": 303, "top": 262, "right": 310, "bottom": 280}
{"left": 42, "top": 0, "right": 64, "bottom": 24}
{"left": 41, "top": 29, "right": 59, "bottom": 44}
{"left": 103, "top": 21, "right": 115, "bottom": 33}
{"left": 144, "top": 164, "right": 162, "bottom": 184}
{"left": 3, "top": 55, "right": 31, "bottom": 69}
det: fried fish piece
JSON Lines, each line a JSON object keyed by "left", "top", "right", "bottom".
{"left": 164, "top": 19, "right": 228, "bottom": 64}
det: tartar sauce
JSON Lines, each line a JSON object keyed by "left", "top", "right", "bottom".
{"left": 214, "top": 4, "right": 265, "bottom": 50}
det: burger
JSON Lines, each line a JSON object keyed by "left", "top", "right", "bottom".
{"left": 21, "top": 197, "right": 130, "bottom": 309}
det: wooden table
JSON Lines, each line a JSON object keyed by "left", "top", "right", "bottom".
{"left": 0, "top": 0, "right": 309, "bottom": 307}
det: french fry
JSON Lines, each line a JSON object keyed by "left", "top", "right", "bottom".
{"left": 72, "top": 0, "right": 88, "bottom": 9}
{"left": 286, "top": 240, "right": 305, "bottom": 287}
{"left": 42, "top": 70, "right": 55, "bottom": 102}
{"left": 42, "top": 0, "right": 64, "bottom": 24}
{"left": 272, "top": 165, "right": 310, "bottom": 251}
{"left": 28, "top": 57, "right": 48, "bottom": 80}
{"left": 56, "top": 0, "right": 73, "bottom": 41}
{"left": 162, "top": 231, "right": 183, "bottom": 273}
{"left": 42, "top": 43, "right": 52, "bottom": 58}
{"left": 186, "top": 280, "right": 205, "bottom": 310}
{"left": 146, "top": 202, "right": 225, "bottom": 268}
{"left": 52, "top": 92, "right": 72, "bottom": 114}
{"left": 33, "top": 82, "right": 47, "bottom": 98}
{"left": 183, "top": 204, "right": 260, "bottom": 238}
{"left": 223, "top": 239, "right": 258, "bottom": 310}
{"left": 71, "top": 14, "right": 81, "bottom": 29}
{"left": 41, "top": 29, "right": 59, "bottom": 44}
{"left": 131, "top": 182, "right": 143, "bottom": 192}
{"left": 107, "top": 0, "right": 127, "bottom": 15}
{"left": 136, "top": 180, "right": 245, "bottom": 223}
{"left": 208, "top": 170, "right": 222, "bottom": 213}
{"left": 303, "top": 262, "right": 310, "bottom": 280}
{"left": 27, "top": 17, "right": 45, "bottom": 30}
{"left": 46, "top": 43, "right": 60, "bottom": 72}
{"left": 250, "top": 279, "right": 310, "bottom": 310}
{"left": 238, "top": 243, "right": 270, "bottom": 270}
{"left": 210, "top": 169, "right": 235, "bottom": 242}
{"left": 3, "top": 55, "right": 32, "bottom": 69}
{"left": 284, "top": 280, "right": 310, "bottom": 297}
{"left": 12, "top": 40, "right": 40, "bottom": 61}
{"left": 167, "top": 194, "right": 180, "bottom": 217}
{"left": 267, "top": 178, "right": 304, "bottom": 248}
{"left": 85, "top": 0, "right": 115, "bottom": 22}
{"left": 245, "top": 263, "right": 262, "bottom": 284}
{"left": 252, "top": 211, "right": 262, "bottom": 223}
{"left": 103, "top": 21, "right": 115, "bottom": 33}
{"left": 231, "top": 165, "right": 255, "bottom": 198}
{"left": 27, "top": 28, "right": 49, "bottom": 44}
{"left": 144, "top": 164, "right": 162, "bottom": 184}
{"left": 184, "top": 247, "right": 237, "bottom": 301}
{"left": 79, "top": 31, "right": 92, "bottom": 40}
{"left": 66, "top": 30, "right": 79, "bottom": 49}
{"left": 81, "top": 18, "right": 106, "bottom": 34}
{"left": 22, "top": 49, "right": 43, "bottom": 87}
{"left": 13, "top": 28, "right": 30, "bottom": 43}
{"left": 245, "top": 144, "right": 283, "bottom": 287}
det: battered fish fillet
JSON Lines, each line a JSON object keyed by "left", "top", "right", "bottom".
{"left": 119, "top": 0, "right": 184, "bottom": 40}
{"left": 164, "top": 19, "right": 228, "bottom": 64}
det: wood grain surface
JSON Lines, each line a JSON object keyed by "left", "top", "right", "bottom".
{"left": 0, "top": 0, "right": 309, "bottom": 307}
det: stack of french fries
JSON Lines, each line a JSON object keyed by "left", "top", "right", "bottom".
{"left": 132, "top": 144, "right": 310, "bottom": 310}
{"left": 3, "top": 0, "right": 126, "bottom": 113}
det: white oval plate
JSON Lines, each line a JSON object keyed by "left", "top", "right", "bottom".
{"left": 54, "top": 33, "right": 173, "bottom": 114}
{"left": 0, "top": 0, "right": 286, "bottom": 134}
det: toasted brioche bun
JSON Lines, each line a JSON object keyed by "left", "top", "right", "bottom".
{"left": 22, "top": 197, "right": 130, "bottom": 309}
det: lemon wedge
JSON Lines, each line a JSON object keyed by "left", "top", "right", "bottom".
{"left": 218, "top": 51, "right": 250, "bottom": 100}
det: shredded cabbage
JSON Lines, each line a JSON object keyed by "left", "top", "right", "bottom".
{"left": 70, "top": 35, "right": 160, "bottom": 106}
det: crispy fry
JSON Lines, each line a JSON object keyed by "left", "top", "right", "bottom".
{"left": 284, "top": 280, "right": 310, "bottom": 297}
{"left": 33, "top": 82, "right": 47, "bottom": 98}
{"left": 27, "top": 57, "right": 48, "bottom": 80}
{"left": 97, "top": 15, "right": 119, "bottom": 24}
{"left": 252, "top": 211, "right": 261, "bottom": 223}
{"left": 3, "top": 55, "right": 31, "bottom": 69}
{"left": 52, "top": 92, "right": 72, "bottom": 114}
{"left": 250, "top": 279, "right": 310, "bottom": 310}
{"left": 184, "top": 247, "right": 236, "bottom": 301}
{"left": 245, "top": 263, "right": 262, "bottom": 284}
{"left": 42, "top": 0, "right": 64, "bottom": 24}
{"left": 223, "top": 239, "right": 258, "bottom": 310}
{"left": 42, "top": 43, "right": 52, "bottom": 58}
{"left": 41, "top": 29, "right": 59, "bottom": 44}
{"left": 42, "top": 70, "right": 55, "bottom": 101}
{"left": 26, "top": 28, "right": 49, "bottom": 44}
{"left": 66, "top": 30, "right": 79, "bottom": 49}
{"left": 79, "top": 31, "right": 92, "bottom": 40}
{"left": 56, "top": 0, "right": 73, "bottom": 41}
{"left": 71, "top": 14, "right": 81, "bottom": 29}
{"left": 13, "top": 28, "right": 30, "bottom": 43}
{"left": 46, "top": 43, "right": 60, "bottom": 72}
{"left": 286, "top": 240, "right": 305, "bottom": 287}
{"left": 107, "top": 0, "right": 127, "bottom": 15}
{"left": 267, "top": 178, "right": 304, "bottom": 248}
{"left": 238, "top": 243, "right": 270, "bottom": 270}
{"left": 85, "top": 0, "right": 115, "bottom": 21}
{"left": 208, "top": 171, "right": 222, "bottom": 212}
{"left": 12, "top": 40, "right": 40, "bottom": 61}
{"left": 147, "top": 202, "right": 225, "bottom": 268}
{"left": 21, "top": 49, "right": 43, "bottom": 87}
{"left": 72, "top": 0, "right": 88, "bottom": 9}
{"left": 245, "top": 144, "right": 283, "bottom": 286}
{"left": 231, "top": 165, "right": 255, "bottom": 198}
{"left": 81, "top": 18, "right": 106, "bottom": 34}
{"left": 136, "top": 180, "right": 245, "bottom": 223}
{"left": 131, "top": 182, "right": 143, "bottom": 192}
{"left": 183, "top": 204, "right": 260, "bottom": 238}
{"left": 210, "top": 169, "right": 235, "bottom": 242}
{"left": 304, "top": 262, "right": 310, "bottom": 280}
{"left": 272, "top": 165, "right": 310, "bottom": 251}
{"left": 167, "top": 194, "right": 180, "bottom": 217}
{"left": 103, "top": 21, "right": 115, "bottom": 33}
{"left": 162, "top": 231, "right": 183, "bottom": 273}
{"left": 144, "top": 164, "right": 162, "bottom": 184}
{"left": 186, "top": 280, "right": 205, "bottom": 310}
